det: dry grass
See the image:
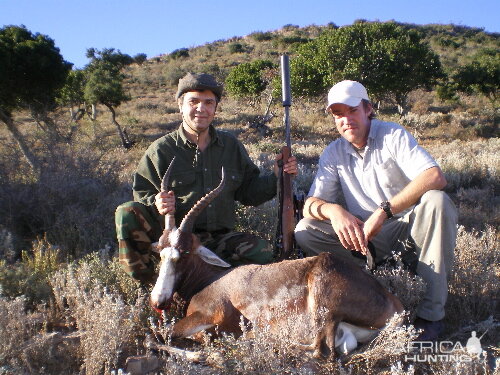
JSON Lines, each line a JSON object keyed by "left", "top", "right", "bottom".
{"left": 0, "top": 106, "right": 498, "bottom": 374}
{"left": 0, "top": 103, "right": 498, "bottom": 374}
{"left": 447, "top": 226, "right": 499, "bottom": 328}
{"left": 374, "top": 257, "right": 426, "bottom": 323}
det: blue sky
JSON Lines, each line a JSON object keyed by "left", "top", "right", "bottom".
{"left": 1, "top": 0, "right": 498, "bottom": 69}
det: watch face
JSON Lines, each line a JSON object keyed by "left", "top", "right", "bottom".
{"left": 380, "top": 201, "right": 393, "bottom": 217}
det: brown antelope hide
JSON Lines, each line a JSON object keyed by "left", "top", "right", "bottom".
{"left": 150, "top": 164, "right": 404, "bottom": 358}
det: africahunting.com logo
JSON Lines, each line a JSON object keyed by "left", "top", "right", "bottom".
{"left": 395, "top": 331, "right": 486, "bottom": 363}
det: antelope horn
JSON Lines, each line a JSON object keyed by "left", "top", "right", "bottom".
{"left": 161, "top": 157, "right": 176, "bottom": 230}
{"left": 161, "top": 156, "right": 176, "bottom": 192}
{"left": 179, "top": 168, "right": 225, "bottom": 234}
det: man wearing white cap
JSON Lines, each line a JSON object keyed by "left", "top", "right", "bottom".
{"left": 294, "top": 80, "right": 457, "bottom": 341}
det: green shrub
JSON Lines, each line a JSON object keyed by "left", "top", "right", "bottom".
{"left": 225, "top": 60, "right": 275, "bottom": 99}
{"left": 249, "top": 31, "right": 274, "bottom": 41}
{"left": 282, "top": 24, "right": 299, "bottom": 31}
{"left": 200, "top": 63, "right": 227, "bottom": 82}
{"left": 0, "top": 238, "right": 62, "bottom": 305}
{"left": 292, "top": 22, "right": 445, "bottom": 111}
{"left": 228, "top": 42, "right": 245, "bottom": 54}
{"left": 133, "top": 53, "right": 147, "bottom": 65}
{"left": 163, "top": 64, "right": 186, "bottom": 86}
{"left": 170, "top": 48, "right": 189, "bottom": 59}
{"left": 278, "top": 35, "right": 310, "bottom": 45}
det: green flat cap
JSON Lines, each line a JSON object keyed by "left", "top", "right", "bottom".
{"left": 176, "top": 72, "right": 223, "bottom": 101}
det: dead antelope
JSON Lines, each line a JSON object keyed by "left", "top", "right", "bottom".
{"left": 150, "top": 162, "right": 404, "bottom": 358}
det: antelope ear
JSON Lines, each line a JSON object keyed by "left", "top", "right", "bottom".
{"left": 196, "top": 246, "right": 231, "bottom": 268}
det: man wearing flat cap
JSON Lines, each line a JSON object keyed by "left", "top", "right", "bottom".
{"left": 115, "top": 72, "right": 297, "bottom": 285}
{"left": 294, "top": 80, "right": 457, "bottom": 341}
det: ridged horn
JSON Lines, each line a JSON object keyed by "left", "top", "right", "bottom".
{"left": 161, "top": 157, "right": 176, "bottom": 192}
{"left": 178, "top": 168, "right": 225, "bottom": 234}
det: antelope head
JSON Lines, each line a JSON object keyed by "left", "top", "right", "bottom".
{"left": 150, "top": 164, "right": 230, "bottom": 310}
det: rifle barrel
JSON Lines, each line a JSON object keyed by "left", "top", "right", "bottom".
{"left": 281, "top": 55, "right": 292, "bottom": 148}
{"left": 280, "top": 55, "right": 292, "bottom": 107}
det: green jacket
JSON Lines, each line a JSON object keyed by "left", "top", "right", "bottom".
{"left": 133, "top": 125, "right": 277, "bottom": 232}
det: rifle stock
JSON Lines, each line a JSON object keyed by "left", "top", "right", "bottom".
{"left": 279, "top": 145, "right": 294, "bottom": 259}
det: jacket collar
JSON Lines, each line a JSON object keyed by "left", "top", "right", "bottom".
{"left": 176, "top": 124, "right": 223, "bottom": 148}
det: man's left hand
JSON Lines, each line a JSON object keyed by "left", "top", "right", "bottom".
{"left": 274, "top": 153, "right": 298, "bottom": 177}
{"left": 363, "top": 208, "right": 387, "bottom": 242}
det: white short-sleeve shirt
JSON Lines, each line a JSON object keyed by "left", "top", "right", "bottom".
{"left": 308, "top": 119, "right": 438, "bottom": 220}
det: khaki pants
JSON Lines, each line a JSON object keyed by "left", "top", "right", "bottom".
{"left": 294, "top": 190, "right": 457, "bottom": 321}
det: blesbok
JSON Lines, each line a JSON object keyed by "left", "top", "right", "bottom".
{"left": 150, "top": 161, "right": 404, "bottom": 358}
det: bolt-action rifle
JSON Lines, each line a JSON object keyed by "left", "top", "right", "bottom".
{"left": 275, "top": 55, "right": 304, "bottom": 260}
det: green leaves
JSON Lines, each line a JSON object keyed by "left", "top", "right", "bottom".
{"left": 0, "top": 25, "right": 71, "bottom": 113}
{"left": 291, "top": 22, "right": 444, "bottom": 110}
{"left": 225, "top": 60, "right": 275, "bottom": 99}
{"left": 83, "top": 48, "right": 130, "bottom": 108}
{"left": 57, "top": 70, "right": 86, "bottom": 108}
{"left": 453, "top": 48, "right": 499, "bottom": 109}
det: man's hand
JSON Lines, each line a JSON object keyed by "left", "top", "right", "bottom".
{"left": 274, "top": 153, "right": 298, "bottom": 177}
{"left": 330, "top": 209, "right": 368, "bottom": 255}
{"left": 363, "top": 208, "right": 387, "bottom": 242}
{"left": 303, "top": 197, "right": 368, "bottom": 254}
{"left": 155, "top": 190, "right": 175, "bottom": 215}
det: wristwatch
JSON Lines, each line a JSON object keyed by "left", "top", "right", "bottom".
{"left": 379, "top": 201, "right": 393, "bottom": 218}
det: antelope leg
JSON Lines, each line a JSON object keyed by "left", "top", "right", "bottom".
{"left": 155, "top": 343, "right": 206, "bottom": 362}
{"left": 171, "top": 311, "right": 216, "bottom": 339}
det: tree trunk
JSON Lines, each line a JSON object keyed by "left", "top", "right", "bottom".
{"left": 104, "top": 103, "right": 133, "bottom": 148}
{"left": 263, "top": 94, "right": 273, "bottom": 122}
{"left": 395, "top": 93, "right": 409, "bottom": 117}
{"left": 0, "top": 108, "right": 41, "bottom": 176}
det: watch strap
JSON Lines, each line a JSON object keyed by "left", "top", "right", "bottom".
{"left": 379, "top": 201, "right": 393, "bottom": 218}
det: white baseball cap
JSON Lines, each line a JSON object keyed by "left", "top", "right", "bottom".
{"left": 326, "top": 80, "right": 369, "bottom": 110}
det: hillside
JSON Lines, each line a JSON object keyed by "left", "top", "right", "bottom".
{"left": 118, "top": 21, "right": 498, "bottom": 146}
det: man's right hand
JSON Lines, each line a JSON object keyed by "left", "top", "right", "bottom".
{"left": 303, "top": 197, "right": 368, "bottom": 255}
{"left": 155, "top": 190, "right": 175, "bottom": 215}
{"left": 330, "top": 208, "right": 368, "bottom": 255}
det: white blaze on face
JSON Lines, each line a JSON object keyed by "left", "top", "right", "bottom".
{"left": 151, "top": 247, "right": 180, "bottom": 307}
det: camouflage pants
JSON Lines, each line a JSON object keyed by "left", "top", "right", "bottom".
{"left": 115, "top": 201, "right": 273, "bottom": 285}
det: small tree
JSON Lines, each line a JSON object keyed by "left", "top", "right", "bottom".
{"left": 133, "top": 53, "right": 147, "bottom": 65}
{"left": 86, "top": 47, "right": 133, "bottom": 67}
{"left": 292, "top": 22, "right": 444, "bottom": 114}
{"left": 84, "top": 48, "right": 134, "bottom": 148}
{"left": 57, "top": 69, "right": 86, "bottom": 121}
{"left": 453, "top": 48, "right": 499, "bottom": 112}
{"left": 225, "top": 60, "right": 275, "bottom": 100}
{"left": 170, "top": 48, "right": 189, "bottom": 59}
{"left": 249, "top": 31, "right": 274, "bottom": 42}
{"left": 228, "top": 42, "right": 245, "bottom": 54}
{"left": 0, "top": 25, "right": 71, "bottom": 174}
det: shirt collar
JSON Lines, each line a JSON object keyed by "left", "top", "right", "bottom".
{"left": 175, "top": 124, "right": 223, "bottom": 147}
{"left": 341, "top": 119, "right": 379, "bottom": 157}
{"left": 367, "top": 119, "right": 379, "bottom": 141}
